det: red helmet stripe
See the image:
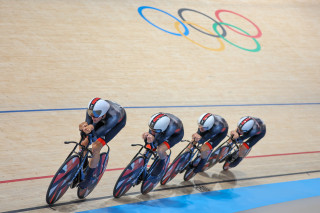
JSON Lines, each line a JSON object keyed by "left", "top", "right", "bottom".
{"left": 91, "top": 98, "right": 100, "bottom": 105}
{"left": 153, "top": 114, "right": 165, "bottom": 123}
{"left": 240, "top": 117, "right": 251, "bottom": 126}
{"left": 202, "top": 113, "right": 211, "bottom": 121}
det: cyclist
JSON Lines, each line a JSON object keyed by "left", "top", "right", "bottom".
{"left": 188, "top": 113, "right": 228, "bottom": 174}
{"left": 224, "top": 116, "right": 266, "bottom": 170}
{"left": 142, "top": 112, "right": 184, "bottom": 179}
{"left": 78, "top": 97, "right": 126, "bottom": 188}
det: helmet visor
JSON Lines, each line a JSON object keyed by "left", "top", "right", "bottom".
{"left": 198, "top": 125, "right": 209, "bottom": 131}
{"left": 88, "top": 109, "right": 102, "bottom": 118}
{"left": 237, "top": 128, "right": 245, "bottom": 135}
{"left": 150, "top": 128, "right": 162, "bottom": 133}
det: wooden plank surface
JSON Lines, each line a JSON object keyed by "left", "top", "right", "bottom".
{"left": 0, "top": 0, "right": 319, "bottom": 212}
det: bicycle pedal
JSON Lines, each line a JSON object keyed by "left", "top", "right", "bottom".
{"left": 136, "top": 175, "right": 143, "bottom": 185}
{"left": 70, "top": 176, "right": 79, "bottom": 189}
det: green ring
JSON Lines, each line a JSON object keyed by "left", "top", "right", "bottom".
{"left": 213, "top": 22, "right": 261, "bottom": 52}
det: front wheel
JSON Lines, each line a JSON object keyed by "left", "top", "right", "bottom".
{"left": 161, "top": 152, "right": 191, "bottom": 185}
{"left": 113, "top": 156, "right": 145, "bottom": 198}
{"left": 77, "top": 152, "right": 109, "bottom": 199}
{"left": 46, "top": 155, "right": 80, "bottom": 205}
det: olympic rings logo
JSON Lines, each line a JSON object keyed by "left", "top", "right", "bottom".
{"left": 138, "top": 6, "right": 262, "bottom": 52}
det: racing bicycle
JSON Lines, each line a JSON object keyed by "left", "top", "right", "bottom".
{"left": 113, "top": 142, "right": 170, "bottom": 198}
{"left": 46, "top": 133, "right": 109, "bottom": 205}
{"left": 203, "top": 136, "right": 251, "bottom": 171}
{"left": 161, "top": 140, "right": 202, "bottom": 184}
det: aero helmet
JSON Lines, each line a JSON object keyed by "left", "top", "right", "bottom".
{"left": 148, "top": 113, "right": 170, "bottom": 133}
{"left": 237, "top": 116, "right": 254, "bottom": 133}
{"left": 87, "top": 98, "right": 110, "bottom": 118}
{"left": 198, "top": 113, "right": 215, "bottom": 130}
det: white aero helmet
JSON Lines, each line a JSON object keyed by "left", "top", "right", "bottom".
{"left": 198, "top": 113, "right": 215, "bottom": 130}
{"left": 148, "top": 113, "right": 170, "bottom": 133}
{"left": 87, "top": 98, "right": 110, "bottom": 118}
{"left": 238, "top": 116, "right": 254, "bottom": 133}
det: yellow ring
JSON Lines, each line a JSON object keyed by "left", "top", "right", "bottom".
{"left": 174, "top": 21, "right": 225, "bottom": 51}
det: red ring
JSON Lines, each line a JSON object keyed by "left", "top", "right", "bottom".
{"left": 215, "top": 9, "right": 262, "bottom": 38}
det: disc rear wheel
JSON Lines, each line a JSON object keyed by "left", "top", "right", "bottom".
{"left": 77, "top": 152, "right": 109, "bottom": 199}
{"left": 161, "top": 152, "right": 191, "bottom": 185}
{"left": 141, "top": 156, "right": 170, "bottom": 194}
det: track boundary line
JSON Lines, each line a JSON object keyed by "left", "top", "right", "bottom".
{"left": 1, "top": 102, "right": 319, "bottom": 114}
{"left": 2, "top": 170, "right": 320, "bottom": 213}
{"left": 1, "top": 150, "right": 320, "bottom": 184}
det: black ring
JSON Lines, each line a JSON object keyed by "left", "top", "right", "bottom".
{"left": 178, "top": 8, "right": 227, "bottom": 38}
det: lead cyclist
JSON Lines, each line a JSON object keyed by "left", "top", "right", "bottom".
{"left": 78, "top": 98, "right": 126, "bottom": 188}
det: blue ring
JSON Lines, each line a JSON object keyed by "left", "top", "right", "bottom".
{"left": 138, "top": 6, "right": 189, "bottom": 36}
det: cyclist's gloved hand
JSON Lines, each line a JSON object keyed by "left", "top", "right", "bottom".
{"left": 144, "top": 139, "right": 157, "bottom": 150}
{"left": 83, "top": 124, "right": 94, "bottom": 135}
{"left": 146, "top": 133, "right": 155, "bottom": 143}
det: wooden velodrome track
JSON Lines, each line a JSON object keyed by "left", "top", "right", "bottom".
{"left": 1, "top": 0, "right": 320, "bottom": 212}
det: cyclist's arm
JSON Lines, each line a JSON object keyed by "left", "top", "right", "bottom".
{"left": 85, "top": 110, "right": 93, "bottom": 124}
{"left": 198, "top": 131, "right": 216, "bottom": 144}
{"left": 237, "top": 131, "right": 255, "bottom": 143}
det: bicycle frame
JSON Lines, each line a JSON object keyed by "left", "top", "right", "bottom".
{"left": 46, "top": 133, "right": 111, "bottom": 204}
{"left": 130, "top": 143, "right": 171, "bottom": 185}
{"left": 213, "top": 136, "right": 240, "bottom": 163}
{"left": 63, "top": 134, "right": 109, "bottom": 184}
{"left": 130, "top": 144, "right": 156, "bottom": 185}
{"left": 179, "top": 140, "right": 202, "bottom": 171}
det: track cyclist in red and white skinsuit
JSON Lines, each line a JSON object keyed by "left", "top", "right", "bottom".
{"left": 142, "top": 112, "right": 184, "bottom": 179}
{"left": 189, "top": 113, "right": 228, "bottom": 173}
{"left": 224, "top": 116, "right": 266, "bottom": 170}
{"left": 78, "top": 98, "right": 126, "bottom": 188}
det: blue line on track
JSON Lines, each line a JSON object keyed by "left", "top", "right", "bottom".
{"left": 1, "top": 102, "right": 319, "bottom": 114}
{"left": 78, "top": 178, "right": 320, "bottom": 213}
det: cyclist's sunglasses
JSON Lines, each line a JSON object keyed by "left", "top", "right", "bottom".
{"left": 237, "top": 128, "right": 245, "bottom": 135}
{"left": 198, "top": 125, "right": 209, "bottom": 131}
{"left": 87, "top": 109, "right": 102, "bottom": 118}
{"left": 150, "top": 128, "right": 162, "bottom": 133}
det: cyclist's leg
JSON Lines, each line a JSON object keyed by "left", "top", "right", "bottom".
{"left": 194, "top": 128, "right": 228, "bottom": 173}
{"left": 150, "top": 142, "right": 169, "bottom": 177}
{"left": 193, "top": 142, "right": 210, "bottom": 173}
{"left": 196, "top": 129, "right": 228, "bottom": 172}
{"left": 90, "top": 112, "right": 127, "bottom": 168}
{"left": 229, "top": 129, "right": 266, "bottom": 168}
{"left": 89, "top": 141, "right": 104, "bottom": 168}
{"left": 80, "top": 114, "right": 126, "bottom": 188}
{"left": 151, "top": 129, "right": 184, "bottom": 177}
{"left": 79, "top": 141, "right": 103, "bottom": 188}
